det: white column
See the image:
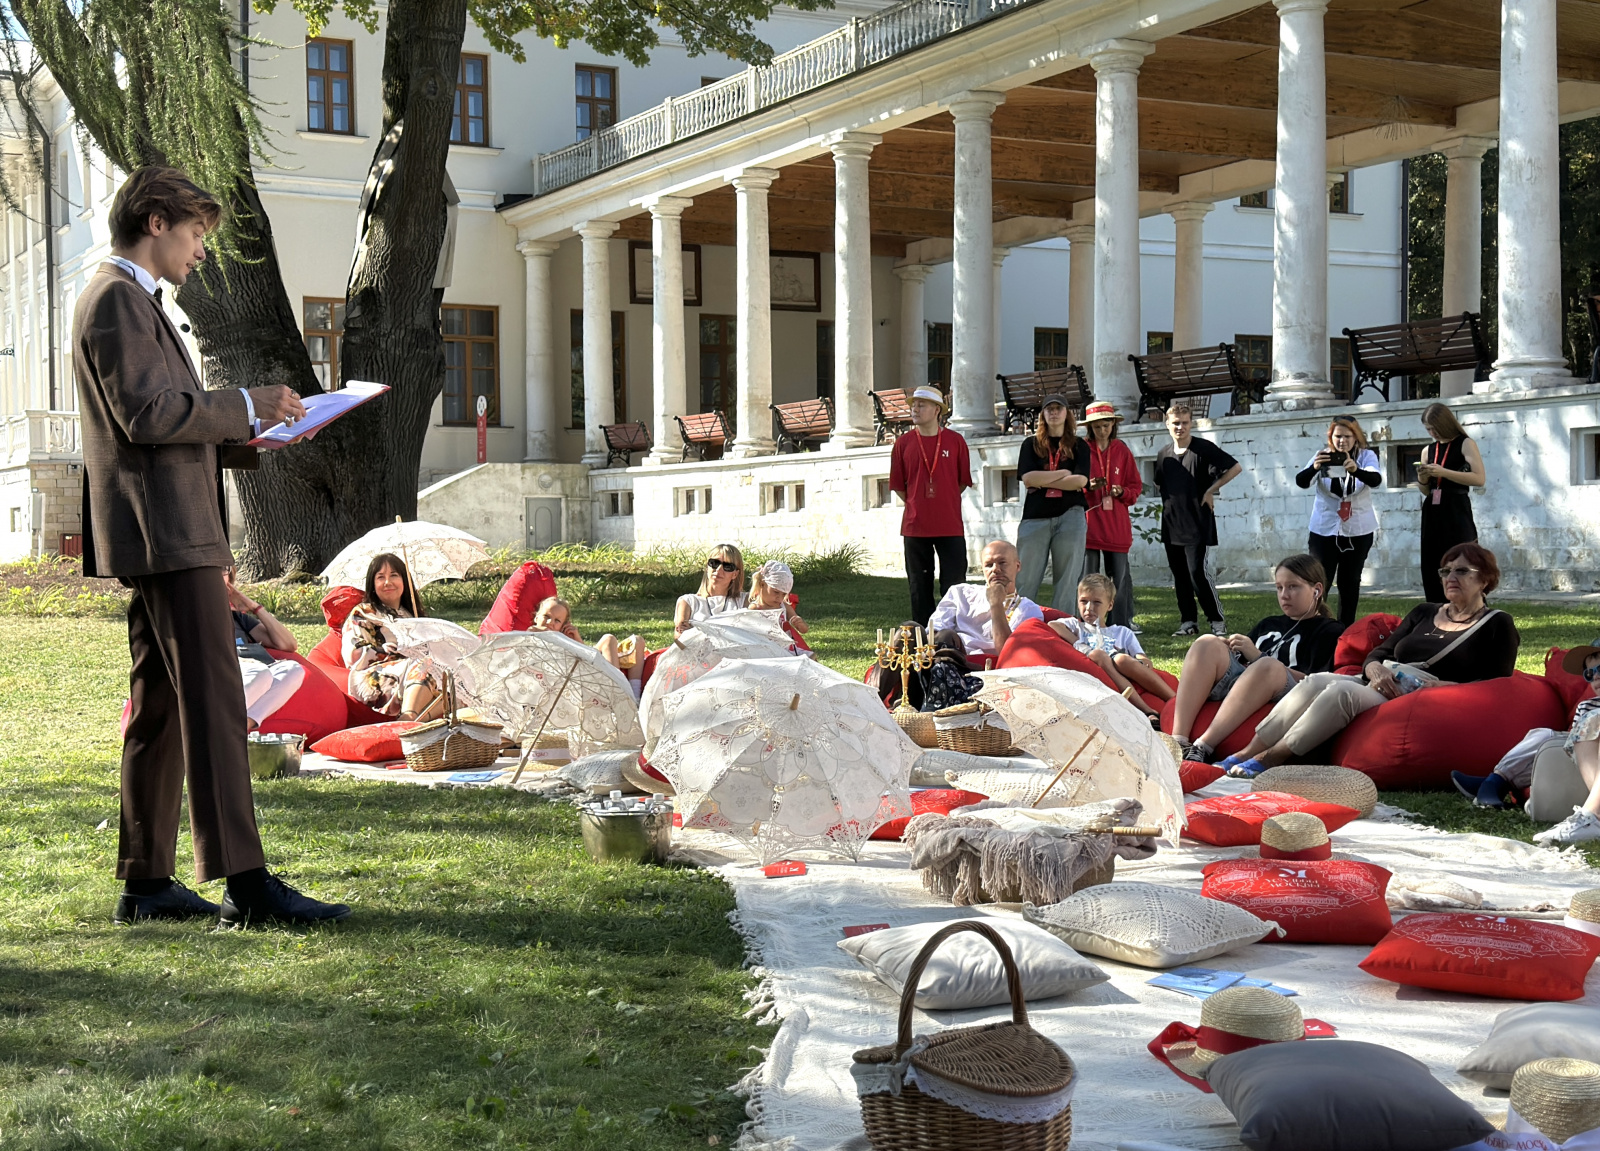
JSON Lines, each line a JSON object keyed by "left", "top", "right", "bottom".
{"left": 1087, "top": 42, "right": 1152, "bottom": 414}
{"left": 895, "top": 264, "right": 930, "bottom": 392}
{"left": 830, "top": 132, "right": 880, "bottom": 449}
{"left": 992, "top": 246, "right": 1009, "bottom": 407}
{"left": 1487, "top": 0, "right": 1569, "bottom": 392}
{"left": 644, "top": 195, "right": 692, "bottom": 465}
{"left": 1169, "top": 202, "right": 1212, "bottom": 351}
{"left": 1437, "top": 139, "right": 1492, "bottom": 396}
{"left": 730, "top": 167, "right": 779, "bottom": 457}
{"left": 575, "top": 221, "right": 618, "bottom": 466}
{"left": 517, "top": 238, "right": 559, "bottom": 461}
{"left": 948, "top": 90, "right": 1005, "bottom": 436}
{"left": 1264, "top": 0, "right": 1335, "bottom": 408}
{"left": 1062, "top": 220, "right": 1095, "bottom": 387}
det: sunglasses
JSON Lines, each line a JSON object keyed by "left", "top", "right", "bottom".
{"left": 706, "top": 559, "right": 740, "bottom": 572}
{"left": 1437, "top": 566, "right": 1480, "bottom": 580}
{"left": 1585, "top": 665, "right": 1600, "bottom": 684}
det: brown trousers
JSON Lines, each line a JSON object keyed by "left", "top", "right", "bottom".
{"left": 117, "top": 566, "right": 265, "bottom": 882}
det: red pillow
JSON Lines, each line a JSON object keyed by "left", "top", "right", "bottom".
{"left": 870, "top": 788, "right": 990, "bottom": 840}
{"left": 311, "top": 720, "right": 423, "bottom": 763}
{"left": 479, "top": 562, "right": 559, "bottom": 636}
{"left": 1546, "top": 648, "right": 1594, "bottom": 724}
{"left": 1332, "top": 612, "right": 1402, "bottom": 676}
{"left": 1359, "top": 913, "right": 1600, "bottom": 1001}
{"left": 321, "top": 584, "right": 366, "bottom": 630}
{"left": 1159, "top": 698, "right": 1269, "bottom": 757}
{"left": 1332, "top": 673, "right": 1569, "bottom": 789}
{"left": 1184, "top": 791, "right": 1361, "bottom": 847}
{"left": 1179, "top": 760, "right": 1225, "bottom": 793}
{"left": 254, "top": 651, "right": 350, "bottom": 745}
{"left": 1201, "top": 859, "right": 1394, "bottom": 944}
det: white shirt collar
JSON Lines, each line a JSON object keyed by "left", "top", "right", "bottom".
{"left": 107, "top": 255, "right": 160, "bottom": 296}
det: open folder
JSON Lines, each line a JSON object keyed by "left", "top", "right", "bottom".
{"left": 248, "top": 381, "right": 389, "bottom": 449}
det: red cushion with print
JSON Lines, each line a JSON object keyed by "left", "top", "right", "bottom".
{"left": 1546, "top": 648, "right": 1594, "bottom": 724}
{"left": 1179, "top": 760, "right": 1226, "bottom": 793}
{"left": 1202, "top": 859, "right": 1394, "bottom": 944}
{"left": 321, "top": 584, "right": 367, "bottom": 630}
{"left": 254, "top": 651, "right": 350, "bottom": 746}
{"left": 1159, "top": 698, "right": 1269, "bottom": 757}
{"left": 1332, "top": 612, "right": 1403, "bottom": 676}
{"left": 1359, "top": 913, "right": 1600, "bottom": 1001}
{"left": 1331, "top": 673, "right": 1568, "bottom": 789}
{"left": 311, "top": 720, "right": 425, "bottom": 763}
{"left": 1183, "top": 791, "right": 1362, "bottom": 847}
{"left": 479, "top": 562, "right": 559, "bottom": 637}
{"left": 870, "top": 788, "right": 990, "bottom": 841}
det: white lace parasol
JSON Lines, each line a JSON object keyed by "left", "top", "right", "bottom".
{"left": 386, "top": 617, "right": 485, "bottom": 682}
{"left": 459, "top": 631, "right": 642, "bottom": 773}
{"left": 650, "top": 657, "right": 917, "bottom": 863}
{"left": 639, "top": 611, "right": 800, "bottom": 753}
{"left": 320, "top": 519, "right": 490, "bottom": 590}
{"left": 973, "top": 666, "right": 1187, "bottom": 839}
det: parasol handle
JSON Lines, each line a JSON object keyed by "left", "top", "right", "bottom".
{"left": 394, "top": 514, "right": 421, "bottom": 619}
{"left": 1030, "top": 728, "right": 1098, "bottom": 808}
{"left": 509, "top": 654, "right": 582, "bottom": 787}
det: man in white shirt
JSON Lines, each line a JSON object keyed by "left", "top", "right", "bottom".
{"left": 928, "top": 540, "right": 1044, "bottom": 660}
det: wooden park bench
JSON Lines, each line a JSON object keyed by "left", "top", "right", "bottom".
{"left": 600, "top": 420, "right": 652, "bottom": 468}
{"left": 769, "top": 396, "right": 834, "bottom": 453}
{"left": 870, "top": 388, "right": 915, "bottom": 444}
{"left": 995, "top": 365, "right": 1090, "bottom": 433}
{"left": 1129, "top": 343, "right": 1259, "bottom": 420}
{"left": 1341, "top": 312, "right": 1492, "bottom": 402}
{"left": 674, "top": 411, "right": 730, "bottom": 462}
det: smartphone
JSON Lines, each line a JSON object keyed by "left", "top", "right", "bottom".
{"left": 1087, "top": 476, "right": 1108, "bottom": 491}
{"left": 1326, "top": 450, "right": 1347, "bottom": 467}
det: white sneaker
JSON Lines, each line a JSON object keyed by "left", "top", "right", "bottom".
{"left": 1533, "top": 807, "right": 1600, "bottom": 846}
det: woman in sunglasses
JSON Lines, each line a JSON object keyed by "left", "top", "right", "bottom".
{"left": 1222, "top": 542, "right": 1518, "bottom": 778}
{"left": 674, "top": 543, "right": 749, "bottom": 636}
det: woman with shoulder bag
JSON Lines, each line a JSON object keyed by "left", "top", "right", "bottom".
{"left": 1223, "top": 542, "right": 1519, "bottom": 778}
{"left": 1416, "top": 402, "right": 1485, "bottom": 604}
{"left": 1298, "top": 416, "right": 1381, "bottom": 626}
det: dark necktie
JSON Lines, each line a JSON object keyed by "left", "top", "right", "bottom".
{"left": 153, "top": 286, "right": 163, "bottom": 303}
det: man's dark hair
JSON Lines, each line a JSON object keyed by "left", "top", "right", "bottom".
{"left": 109, "top": 166, "right": 222, "bottom": 250}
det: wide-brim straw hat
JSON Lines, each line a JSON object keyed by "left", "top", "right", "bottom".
{"left": 1565, "top": 888, "right": 1600, "bottom": 938}
{"left": 1510, "top": 1059, "right": 1600, "bottom": 1143}
{"left": 1082, "top": 400, "right": 1122, "bottom": 424}
{"left": 1164, "top": 987, "right": 1304, "bottom": 1077}
{"left": 1561, "top": 639, "right": 1600, "bottom": 676}
{"left": 1259, "top": 811, "right": 1332, "bottom": 860}
{"left": 910, "top": 385, "right": 949, "bottom": 412}
{"left": 1252, "top": 764, "right": 1378, "bottom": 818}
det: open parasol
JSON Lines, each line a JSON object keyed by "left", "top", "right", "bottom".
{"left": 459, "top": 630, "right": 643, "bottom": 781}
{"left": 973, "top": 666, "right": 1187, "bottom": 839}
{"left": 639, "top": 611, "right": 799, "bottom": 752}
{"left": 320, "top": 519, "right": 490, "bottom": 592}
{"left": 649, "top": 656, "right": 917, "bottom": 863}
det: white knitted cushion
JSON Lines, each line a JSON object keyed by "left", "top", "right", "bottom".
{"left": 557, "top": 750, "right": 645, "bottom": 795}
{"left": 1023, "top": 883, "right": 1281, "bottom": 969}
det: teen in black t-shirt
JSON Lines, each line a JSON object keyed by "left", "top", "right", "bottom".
{"left": 1154, "top": 404, "right": 1241, "bottom": 636}
{"left": 1014, "top": 396, "right": 1091, "bottom": 611}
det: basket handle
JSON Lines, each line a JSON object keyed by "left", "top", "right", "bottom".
{"left": 894, "top": 920, "right": 1027, "bottom": 1055}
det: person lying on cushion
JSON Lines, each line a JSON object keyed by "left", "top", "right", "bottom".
{"left": 225, "top": 564, "right": 304, "bottom": 731}
{"left": 1530, "top": 642, "right": 1600, "bottom": 847}
{"left": 1223, "top": 542, "right": 1518, "bottom": 779}
{"left": 531, "top": 595, "right": 647, "bottom": 698}
{"left": 928, "top": 540, "right": 1044, "bottom": 661}
{"left": 1170, "top": 554, "right": 1345, "bottom": 765}
{"left": 1050, "top": 573, "right": 1173, "bottom": 719}
{"left": 341, "top": 552, "right": 444, "bottom": 721}
{"left": 674, "top": 543, "right": 748, "bottom": 636}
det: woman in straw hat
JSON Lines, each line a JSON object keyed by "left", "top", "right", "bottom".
{"left": 1081, "top": 400, "right": 1143, "bottom": 631}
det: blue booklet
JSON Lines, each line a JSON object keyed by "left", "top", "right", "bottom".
{"left": 1148, "top": 967, "right": 1298, "bottom": 999}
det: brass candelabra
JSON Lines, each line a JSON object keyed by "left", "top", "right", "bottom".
{"left": 876, "top": 624, "right": 934, "bottom": 712}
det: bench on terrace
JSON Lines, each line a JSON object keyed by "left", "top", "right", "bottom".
{"left": 674, "top": 411, "right": 730, "bottom": 462}
{"left": 770, "top": 397, "right": 834, "bottom": 453}
{"left": 870, "top": 388, "right": 916, "bottom": 444}
{"left": 1341, "top": 312, "right": 1492, "bottom": 402}
{"left": 600, "top": 420, "right": 652, "bottom": 468}
{"left": 1129, "top": 343, "right": 1259, "bottom": 420}
{"left": 995, "top": 365, "right": 1090, "bottom": 433}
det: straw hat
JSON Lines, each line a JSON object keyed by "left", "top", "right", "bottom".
{"left": 1082, "top": 400, "right": 1122, "bottom": 424}
{"left": 1252, "top": 764, "right": 1377, "bottom": 818}
{"left": 910, "top": 385, "right": 949, "bottom": 412}
{"left": 1509, "top": 1059, "right": 1600, "bottom": 1143}
{"left": 1163, "top": 987, "right": 1304, "bottom": 1078}
{"left": 1259, "top": 811, "right": 1332, "bottom": 860}
{"left": 1565, "top": 888, "right": 1600, "bottom": 938}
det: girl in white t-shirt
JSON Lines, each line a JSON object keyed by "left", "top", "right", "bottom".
{"left": 1049, "top": 573, "right": 1176, "bottom": 718}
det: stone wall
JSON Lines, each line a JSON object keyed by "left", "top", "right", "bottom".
{"left": 0, "top": 460, "right": 83, "bottom": 562}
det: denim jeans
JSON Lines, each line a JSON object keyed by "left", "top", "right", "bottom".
{"left": 1016, "top": 507, "right": 1087, "bottom": 611}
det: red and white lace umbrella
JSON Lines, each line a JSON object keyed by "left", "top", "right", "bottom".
{"left": 650, "top": 656, "right": 916, "bottom": 863}
{"left": 639, "top": 611, "right": 799, "bottom": 754}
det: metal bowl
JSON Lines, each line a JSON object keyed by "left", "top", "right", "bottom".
{"left": 247, "top": 732, "right": 304, "bottom": 780}
{"left": 578, "top": 806, "right": 673, "bottom": 865}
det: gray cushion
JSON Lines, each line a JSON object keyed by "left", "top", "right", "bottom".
{"left": 1457, "top": 1002, "right": 1600, "bottom": 1090}
{"left": 1208, "top": 1040, "right": 1493, "bottom": 1151}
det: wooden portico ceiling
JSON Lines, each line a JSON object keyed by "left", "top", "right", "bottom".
{"left": 612, "top": 0, "right": 1600, "bottom": 256}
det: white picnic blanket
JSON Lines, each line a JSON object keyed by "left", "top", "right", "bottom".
{"left": 681, "top": 777, "right": 1600, "bottom": 1151}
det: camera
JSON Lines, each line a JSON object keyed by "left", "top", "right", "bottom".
{"left": 1320, "top": 449, "right": 1348, "bottom": 472}
{"left": 1087, "top": 476, "right": 1108, "bottom": 491}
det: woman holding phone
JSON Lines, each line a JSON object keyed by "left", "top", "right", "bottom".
{"left": 1296, "top": 416, "right": 1381, "bottom": 626}
{"left": 1416, "top": 402, "right": 1485, "bottom": 604}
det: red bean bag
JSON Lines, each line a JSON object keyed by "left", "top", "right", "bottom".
{"left": 306, "top": 628, "right": 388, "bottom": 728}
{"left": 870, "top": 788, "right": 990, "bottom": 840}
{"left": 1330, "top": 672, "right": 1569, "bottom": 789}
{"left": 322, "top": 584, "right": 366, "bottom": 629}
{"left": 996, "top": 618, "right": 1172, "bottom": 708}
{"left": 1546, "top": 647, "right": 1594, "bottom": 725}
{"left": 1159, "top": 697, "right": 1269, "bottom": 757}
{"left": 255, "top": 651, "right": 350, "bottom": 745}
{"left": 479, "top": 562, "right": 559, "bottom": 636}
{"left": 1332, "top": 612, "right": 1402, "bottom": 676}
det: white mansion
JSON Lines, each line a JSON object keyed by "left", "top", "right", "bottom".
{"left": 3, "top": 0, "right": 1599, "bottom": 594}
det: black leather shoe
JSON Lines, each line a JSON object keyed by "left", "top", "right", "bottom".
{"left": 219, "top": 871, "right": 351, "bottom": 928}
{"left": 113, "top": 880, "right": 220, "bottom": 925}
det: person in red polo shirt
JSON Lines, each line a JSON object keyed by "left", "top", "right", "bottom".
{"left": 889, "top": 386, "right": 973, "bottom": 626}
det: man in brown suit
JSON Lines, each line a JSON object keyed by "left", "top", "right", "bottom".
{"left": 80, "top": 166, "right": 348, "bottom": 926}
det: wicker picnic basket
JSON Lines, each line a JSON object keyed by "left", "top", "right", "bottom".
{"left": 894, "top": 703, "right": 939, "bottom": 749}
{"left": 853, "top": 920, "right": 1076, "bottom": 1151}
{"left": 400, "top": 676, "right": 502, "bottom": 772}
{"left": 932, "top": 702, "right": 1017, "bottom": 757}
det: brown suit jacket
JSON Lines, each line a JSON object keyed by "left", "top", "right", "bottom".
{"left": 75, "top": 262, "right": 258, "bottom": 578}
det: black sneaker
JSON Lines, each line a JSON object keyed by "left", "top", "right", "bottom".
{"left": 113, "top": 880, "right": 220, "bottom": 925}
{"left": 1451, "top": 771, "right": 1489, "bottom": 801}
{"left": 1172, "top": 622, "right": 1199, "bottom": 637}
{"left": 219, "top": 871, "right": 351, "bottom": 928}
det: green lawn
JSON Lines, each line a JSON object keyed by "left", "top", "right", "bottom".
{"left": 0, "top": 573, "right": 1595, "bottom": 1148}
